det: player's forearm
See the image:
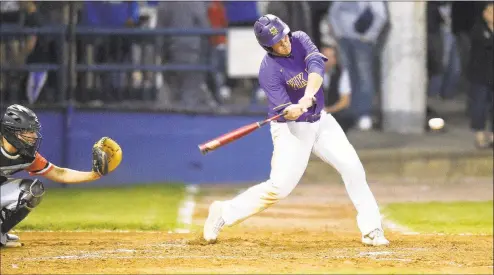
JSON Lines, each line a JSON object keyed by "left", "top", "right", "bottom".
{"left": 44, "top": 166, "right": 100, "bottom": 184}
{"left": 304, "top": 73, "right": 323, "bottom": 97}
{"left": 304, "top": 49, "right": 326, "bottom": 98}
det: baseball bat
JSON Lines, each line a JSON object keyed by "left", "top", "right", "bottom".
{"left": 198, "top": 112, "right": 286, "bottom": 155}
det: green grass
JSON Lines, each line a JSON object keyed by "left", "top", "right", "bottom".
{"left": 383, "top": 201, "right": 493, "bottom": 234}
{"left": 17, "top": 183, "right": 185, "bottom": 231}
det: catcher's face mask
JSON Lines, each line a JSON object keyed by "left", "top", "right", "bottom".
{"left": 14, "top": 130, "right": 42, "bottom": 157}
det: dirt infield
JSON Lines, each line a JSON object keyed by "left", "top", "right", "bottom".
{"left": 1, "top": 179, "right": 493, "bottom": 274}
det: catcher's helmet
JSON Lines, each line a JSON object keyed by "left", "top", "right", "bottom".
{"left": 254, "top": 14, "right": 291, "bottom": 53}
{"left": 0, "top": 104, "right": 42, "bottom": 157}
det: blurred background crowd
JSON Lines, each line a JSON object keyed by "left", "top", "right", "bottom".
{"left": 0, "top": 1, "right": 493, "bottom": 147}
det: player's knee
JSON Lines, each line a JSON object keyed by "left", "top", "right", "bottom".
{"left": 276, "top": 188, "right": 292, "bottom": 200}
{"left": 18, "top": 179, "right": 45, "bottom": 209}
{"left": 264, "top": 181, "right": 292, "bottom": 201}
{"left": 337, "top": 152, "right": 365, "bottom": 172}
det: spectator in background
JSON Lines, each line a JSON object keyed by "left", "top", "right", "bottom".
{"left": 321, "top": 41, "right": 354, "bottom": 133}
{"left": 309, "top": 1, "right": 332, "bottom": 50}
{"left": 266, "top": 2, "right": 312, "bottom": 38}
{"left": 426, "top": 2, "right": 461, "bottom": 100}
{"left": 23, "top": 1, "right": 49, "bottom": 104}
{"left": 224, "top": 1, "right": 259, "bottom": 27}
{"left": 81, "top": 1, "right": 139, "bottom": 102}
{"left": 146, "top": 1, "right": 159, "bottom": 7}
{"left": 0, "top": 0, "right": 24, "bottom": 102}
{"left": 37, "top": 1, "right": 66, "bottom": 26}
{"left": 452, "top": 2, "right": 484, "bottom": 98}
{"left": 426, "top": 2, "right": 444, "bottom": 83}
{"left": 83, "top": 1, "right": 139, "bottom": 29}
{"left": 207, "top": 0, "right": 230, "bottom": 102}
{"left": 0, "top": 0, "right": 21, "bottom": 23}
{"left": 156, "top": 2, "right": 218, "bottom": 110}
{"left": 0, "top": 1, "right": 47, "bottom": 104}
{"left": 34, "top": 2, "right": 70, "bottom": 104}
{"left": 223, "top": 1, "right": 263, "bottom": 102}
{"left": 468, "top": 2, "right": 493, "bottom": 149}
{"left": 130, "top": 1, "right": 160, "bottom": 102}
{"left": 329, "top": 2, "right": 388, "bottom": 131}
{"left": 442, "top": 3, "right": 462, "bottom": 98}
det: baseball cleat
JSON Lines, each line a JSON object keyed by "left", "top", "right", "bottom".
{"left": 0, "top": 233, "right": 22, "bottom": 248}
{"left": 203, "top": 201, "right": 226, "bottom": 243}
{"left": 7, "top": 234, "right": 19, "bottom": 242}
{"left": 362, "top": 228, "right": 389, "bottom": 246}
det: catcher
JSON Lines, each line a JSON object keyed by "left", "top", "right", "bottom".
{"left": 0, "top": 104, "right": 122, "bottom": 247}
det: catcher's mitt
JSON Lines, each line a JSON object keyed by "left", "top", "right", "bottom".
{"left": 92, "top": 137, "right": 122, "bottom": 176}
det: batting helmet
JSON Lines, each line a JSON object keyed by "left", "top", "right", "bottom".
{"left": 254, "top": 14, "right": 291, "bottom": 52}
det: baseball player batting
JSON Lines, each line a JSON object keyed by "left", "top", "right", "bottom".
{"left": 203, "top": 15, "right": 389, "bottom": 246}
{"left": 0, "top": 104, "right": 122, "bottom": 247}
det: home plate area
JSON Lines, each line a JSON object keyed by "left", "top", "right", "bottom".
{"left": 1, "top": 181, "right": 493, "bottom": 274}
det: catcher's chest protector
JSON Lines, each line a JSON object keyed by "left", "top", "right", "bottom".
{"left": 0, "top": 147, "right": 36, "bottom": 182}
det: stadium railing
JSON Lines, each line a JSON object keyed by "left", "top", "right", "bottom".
{"left": 1, "top": 25, "right": 265, "bottom": 115}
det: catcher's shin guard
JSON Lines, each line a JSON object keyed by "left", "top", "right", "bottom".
{"left": 0, "top": 179, "right": 44, "bottom": 233}
{"left": 1, "top": 208, "right": 30, "bottom": 234}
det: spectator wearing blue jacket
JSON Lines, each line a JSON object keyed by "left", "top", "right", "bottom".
{"left": 82, "top": 1, "right": 139, "bottom": 28}
{"left": 224, "top": 1, "right": 259, "bottom": 27}
{"left": 329, "top": 2, "right": 388, "bottom": 131}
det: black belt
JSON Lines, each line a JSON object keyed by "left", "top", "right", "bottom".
{"left": 277, "top": 114, "right": 321, "bottom": 123}
{"left": 301, "top": 114, "right": 321, "bottom": 123}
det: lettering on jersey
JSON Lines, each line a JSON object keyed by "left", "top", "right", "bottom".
{"left": 286, "top": 72, "right": 308, "bottom": 90}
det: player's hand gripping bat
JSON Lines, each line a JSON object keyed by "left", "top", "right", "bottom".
{"left": 198, "top": 111, "right": 287, "bottom": 155}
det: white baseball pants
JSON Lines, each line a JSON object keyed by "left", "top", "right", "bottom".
{"left": 221, "top": 111, "right": 383, "bottom": 235}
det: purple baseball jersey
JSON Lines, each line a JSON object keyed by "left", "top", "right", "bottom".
{"left": 258, "top": 31, "right": 328, "bottom": 122}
